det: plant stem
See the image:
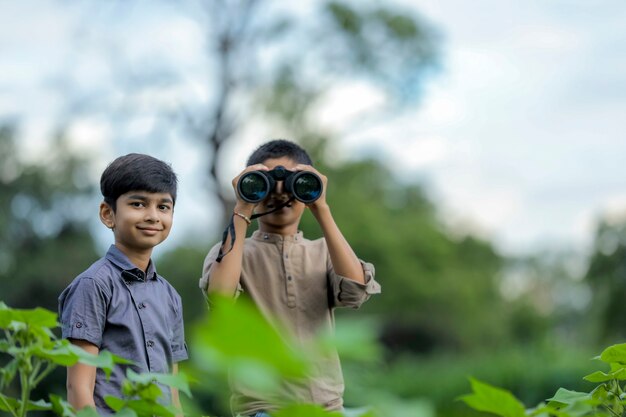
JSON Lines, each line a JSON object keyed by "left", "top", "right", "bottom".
{"left": 0, "top": 395, "right": 19, "bottom": 417}
{"left": 31, "top": 362, "right": 56, "bottom": 388}
{"left": 18, "top": 368, "right": 31, "bottom": 417}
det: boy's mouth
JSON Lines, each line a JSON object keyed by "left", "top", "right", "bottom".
{"left": 266, "top": 200, "right": 292, "bottom": 209}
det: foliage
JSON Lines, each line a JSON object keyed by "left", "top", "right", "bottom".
{"left": 341, "top": 342, "right": 598, "bottom": 417}
{"left": 171, "top": 0, "right": 441, "bottom": 226}
{"left": 584, "top": 219, "right": 626, "bottom": 344}
{"left": 0, "top": 301, "right": 192, "bottom": 417}
{"left": 0, "top": 125, "right": 99, "bottom": 312}
{"left": 188, "top": 294, "right": 392, "bottom": 416}
{"left": 0, "top": 302, "right": 129, "bottom": 417}
{"left": 104, "top": 370, "right": 190, "bottom": 417}
{"left": 297, "top": 157, "right": 512, "bottom": 353}
{"left": 2, "top": 296, "right": 420, "bottom": 417}
{"left": 460, "top": 342, "right": 626, "bottom": 417}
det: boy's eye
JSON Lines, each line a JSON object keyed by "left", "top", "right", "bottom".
{"left": 159, "top": 205, "right": 172, "bottom": 211}
{"left": 130, "top": 201, "right": 145, "bottom": 208}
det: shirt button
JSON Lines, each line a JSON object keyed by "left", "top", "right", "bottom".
{"left": 75, "top": 322, "right": 83, "bottom": 328}
{"left": 138, "top": 302, "right": 146, "bottom": 309}
{"left": 287, "top": 276, "right": 292, "bottom": 281}
{"left": 147, "top": 340, "right": 154, "bottom": 348}
{"left": 263, "top": 234, "right": 269, "bottom": 240}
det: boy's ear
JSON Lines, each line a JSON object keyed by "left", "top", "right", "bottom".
{"left": 99, "top": 201, "right": 115, "bottom": 229}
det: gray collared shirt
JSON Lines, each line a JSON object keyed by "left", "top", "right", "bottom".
{"left": 59, "top": 245, "right": 188, "bottom": 414}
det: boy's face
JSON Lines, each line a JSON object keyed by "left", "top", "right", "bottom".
{"left": 100, "top": 191, "right": 174, "bottom": 254}
{"left": 256, "top": 156, "right": 306, "bottom": 235}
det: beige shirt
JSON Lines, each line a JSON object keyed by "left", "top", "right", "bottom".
{"left": 199, "top": 230, "right": 381, "bottom": 415}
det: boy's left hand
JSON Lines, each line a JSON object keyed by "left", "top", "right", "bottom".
{"left": 294, "top": 164, "right": 328, "bottom": 211}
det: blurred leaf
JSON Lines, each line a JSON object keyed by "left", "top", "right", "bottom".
{"left": 197, "top": 295, "right": 310, "bottom": 378}
{"left": 126, "top": 369, "right": 192, "bottom": 398}
{"left": 546, "top": 388, "right": 590, "bottom": 405}
{"left": 0, "top": 305, "right": 58, "bottom": 329}
{"left": 0, "top": 394, "right": 50, "bottom": 412}
{"left": 315, "top": 317, "right": 382, "bottom": 362}
{"left": 599, "top": 343, "right": 626, "bottom": 365}
{"left": 272, "top": 403, "right": 344, "bottom": 417}
{"left": 67, "top": 345, "right": 134, "bottom": 379}
{"left": 75, "top": 407, "right": 101, "bottom": 417}
{"left": 49, "top": 394, "right": 76, "bottom": 417}
{"left": 459, "top": 377, "right": 526, "bottom": 417}
{"left": 583, "top": 368, "right": 626, "bottom": 382}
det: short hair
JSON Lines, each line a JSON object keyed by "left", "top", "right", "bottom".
{"left": 100, "top": 153, "right": 178, "bottom": 210}
{"left": 246, "top": 139, "right": 313, "bottom": 166}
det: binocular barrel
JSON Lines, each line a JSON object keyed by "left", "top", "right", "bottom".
{"left": 237, "top": 166, "right": 323, "bottom": 204}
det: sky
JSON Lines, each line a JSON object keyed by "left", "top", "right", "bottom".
{"left": 1, "top": 0, "right": 625, "bottom": 258}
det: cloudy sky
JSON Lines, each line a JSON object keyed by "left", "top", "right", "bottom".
{"left": 1, "top": 0, "right": 625, "bottom": 257}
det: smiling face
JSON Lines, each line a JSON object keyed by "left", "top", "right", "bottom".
{"left": 255, "top": 157, "right": 306, "bottom": 236}
{"left": 100, "top": 190, "right": 174, "bottom": 258}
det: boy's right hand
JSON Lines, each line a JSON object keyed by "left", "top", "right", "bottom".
{"left": 231, "top": 164, "right": 268, "bottom": 215}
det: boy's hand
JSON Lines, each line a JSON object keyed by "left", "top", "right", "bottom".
{"left": 294, "top": 164, "right": 329, "bottom": 211}
{"left": 231, "top": 164, "right": 268, "bottom": 215}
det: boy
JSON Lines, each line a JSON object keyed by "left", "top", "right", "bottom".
{"left": 58, "top": 153, "right": 188, "bottom": 414}
{"left": 199, "top": 139, "right": 381, "bottom": 416}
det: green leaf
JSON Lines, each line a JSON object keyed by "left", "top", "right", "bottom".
{"left": 49, "top": 394, "right": 77, "bottom": 417}
{"left": 104, "top": 396, "right": 126, "bottom": 412}
{"left": 66, "top": 343, "right": 134, "bottom": 378}
{"left": 228, "top": 359, "right": 282, "bottom": 396}
{"left": 111, "top": 408, "right": 138, "bottom": 417}
{"left": 76, "top": 407, "right": 102, "bottom": 417}
{"left": 546, "top": 388, "right": 590, "bottom": 405}
{"left": 196, "top": 295, "right": 309, "bottom": 379}
{"left": 0, "top": 305, "right": 58, "bottom": 329}
{"left": 0, "top": 394, "right": 51, "bottom": 412}
{"left": 125, "top": 369, "right": 192, "bottom": 397}
{"left": 458, "top": 378, "right": 526, "bottom": 417}
{"left": 599, "top": 343, "right": 626, "bottom": 365}
{"left": 315, "top": 317, "right": 382, "bottom": 362}
{"left": 0, "top": 358, "right": 19, "bottom": 387}
{"left": 118, "top": 399, "right": 176, "bottom": 417}
{"left": 272, "top": 403, "right": 344, "bottom": 417}
{"left": 584, "top": 368, "right": 626, "bottom": 382}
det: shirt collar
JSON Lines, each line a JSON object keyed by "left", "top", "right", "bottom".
{"left": 252, "top": 230, "right": 303, "bottom": 244}
{"left": 105, "top": 245, "right": 157, "bottom": 281}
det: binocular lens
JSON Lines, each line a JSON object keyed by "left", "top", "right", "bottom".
{"left": 290, "top": 172, "right": 322, "bottom": 203}
{"left": 238, "top": 172, "right": 270, "bottom": 203}
{"left": 237, "top": 167, "right": 323, "bottom": 204}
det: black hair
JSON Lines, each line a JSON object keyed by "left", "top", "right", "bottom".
{"left": 100, "top": 153, "right": 178, "bottom": 211}
{"left": 246, "top": 139, "right": 313, "bottom": 166}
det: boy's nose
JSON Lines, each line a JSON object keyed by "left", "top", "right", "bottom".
{"left": 273, "top": 181, "right": 285, "bottom": 195}
{"left": 144, "top": 206, "right": 160, "bottom": 222}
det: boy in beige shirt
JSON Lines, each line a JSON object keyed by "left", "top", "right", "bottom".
{"left": 200, "top": 139, "right": 380, "bottom": 417}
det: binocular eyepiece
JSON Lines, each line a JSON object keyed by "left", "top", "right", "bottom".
{"left": 237, "top": 166, "right": 323, "bottom": 204}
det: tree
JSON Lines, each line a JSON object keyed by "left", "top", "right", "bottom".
{"left": 180, "top": 0, "right": 440, "bottom": 226}
{"left": 0, "top": 125, "right": 99, "bottom": 312}
{"left": 584, "top": 218, "right": 626, "bottom": 344}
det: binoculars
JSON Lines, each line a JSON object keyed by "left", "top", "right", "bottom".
{"left": 237, "top": 166, "right": 323, "bottom": 204}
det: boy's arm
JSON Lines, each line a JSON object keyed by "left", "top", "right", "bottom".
{"left": 302, "top": 164, "right": 365, "bottom": 284}
{"left": 66, "top": 339, "right": 99, "bottom": 410}
{"left": 171, "top": 363, "right": 183, "bottom": 417}
{"left": 204, "top": 165, "right": 265, "bottom": 296}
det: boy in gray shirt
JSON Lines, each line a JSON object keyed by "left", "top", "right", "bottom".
{"left": 58, "top": 153, "right": 188, "bottom": 414}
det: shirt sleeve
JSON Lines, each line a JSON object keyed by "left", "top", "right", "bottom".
{"left": 170, "top": 292, "right": 188, "bottom": 363}
{"left": 328, "top": 260, "right": 381, "bottom": 309}
{"left": 199, "top": 242, "right": 244, "bottom": 299}
{"left": 58, "top": 277, "right": 109, "bottom": 347}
